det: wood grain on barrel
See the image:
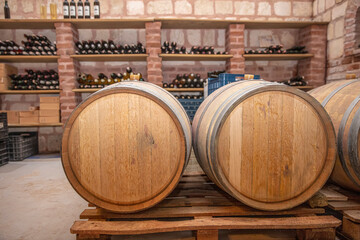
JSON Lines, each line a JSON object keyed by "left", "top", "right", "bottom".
{"left": 310, "top": 80, "right": 360, "bottom": 192}
{"left": 193, "top": 81, "right": 336, "bottom": 210}
{"left": 62, "top": 82, "right": 191, "bottom": 212}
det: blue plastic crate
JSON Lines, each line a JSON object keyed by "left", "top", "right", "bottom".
{"left": 178, "top": 98, "right": 203, "bottom": 121}
{"left": 208, "top": 73, "right": 261, "bottom": 95}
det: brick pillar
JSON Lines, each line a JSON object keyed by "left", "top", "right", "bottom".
{"left": 146, "top": 21, "right": 163, "bottom": 85}
{"left": 298, "top": 25, "right": 327, "bottom": 87}
{"left": 225, "top": 24, "right": 245, "bottom": 74}
{"left": 55, "top": 23, "right": 81, "bottom": 123}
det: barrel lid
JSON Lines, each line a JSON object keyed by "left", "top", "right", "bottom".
{"left": 62, "top": 82, "right": 187, "bottom": 212}
{"left": 210, "top": 85, "right": 336, "bottom": 210}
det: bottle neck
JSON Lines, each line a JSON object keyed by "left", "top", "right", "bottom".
{"left": 5, "top": 0, "right": 8, "bottom": 6}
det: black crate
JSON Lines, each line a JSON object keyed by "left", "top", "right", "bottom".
{"left": 7, "top": 132, "right": 38, "bottom": 161}
{"left": 0, "top": 139, "right": 9, "bottom": 166}
{"left": 0, "top": 112, "right": 8, "bottom": 140}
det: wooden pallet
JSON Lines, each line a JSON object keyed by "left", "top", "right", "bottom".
{"left": 320, "top": 184, "right": 360, "bottom": 240}
{"left": 71, "top": 174, "right": 341, "bottom": 240}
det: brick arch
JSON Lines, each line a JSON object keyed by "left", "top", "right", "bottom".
{"left": 344, "top": 0, "right": 360, "bottom": 56}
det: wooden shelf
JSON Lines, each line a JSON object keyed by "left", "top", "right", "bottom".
{"left": 163, "top": 88, "right": 204, "bottom": 92}
{"left": 71, "top": 54, "right": 148, "bottom": 61}
{"left": 243, "top": 54, "right": 313, "bottom": 61}
{"left": 160, "top": 54, "right": 233, "bottom": 61}
{"left": 0, "top": 19, "right": 329, "bottom": 30}
{"left": 73, "top": 88, "right": 101, "bottom": 93}
{"left": 0, "top": 19, "right": 153, "bottom": 29}
{"left": 0, "top": 90, "right": 60, "bottom": 94}
{"left": 8, "top": 123, "right": 63, "bottom": 127}
{"left": 0, "top": 56, "right": 59, "bottom": 63}
{"left": 157, "top": 18, "right": 329, "bottom": 29}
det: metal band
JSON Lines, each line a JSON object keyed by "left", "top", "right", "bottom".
{"left": 348, "top": 107, "right": 360, "bottom": 182}
{"left": 321, "top": 80, "right": 359, "bottom": 107}
{"left": 337, "top": 95, "right": 360, "bottom": 186}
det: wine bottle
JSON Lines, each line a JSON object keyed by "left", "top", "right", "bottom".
{"left": 77, "top": 0, "right": 84, "bottom": 18}
{"left": 63, "top": 0, "right": 70, "bottom": 18}
{"left": 94, "top": 0, "right": 100, "bottom": 18}
{"left": 4, "top": 0, "right": 10, "bottom": 19}
{"left": 84, "top": 0, "right": 91, "bottom": 18}
{"left": 70, "top": 0, "right": 76, "bottom": 18}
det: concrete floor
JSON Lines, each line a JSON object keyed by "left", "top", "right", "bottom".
{"left": 0, "top": 155, "right": 301, "bottom": 240}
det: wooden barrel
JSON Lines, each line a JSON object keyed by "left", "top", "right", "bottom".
{"left": 192, "top": 80, "right": 336, "bottom": 211}
{"left": 61, "top": 81, "right": 192, "bottom": 213}
{"left": 309, "top": 79, "right": 360, "bottom": 192}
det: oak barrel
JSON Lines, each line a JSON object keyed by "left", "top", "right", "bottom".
{"left": 62, "top": 82, "right": 192, "bottom": 213}
{"left": 192, "top": 80, "right": 336, "bottom": 211}
{"left": 309, "top": 79, "right": 360, "bottom": 192}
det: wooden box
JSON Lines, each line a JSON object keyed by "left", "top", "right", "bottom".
{"left": 39, "top": 96, "right": 60, "bottom": 103}
{"left": 19, "top": 116, "right": 39, "bottom": 124}
{"left": 0, "top": 64, "right": 18, "bottom": 91}
{"left": 40, "top": 102, "right": 60, "bottom": 110}
{"left": 39, "top": 116, "right": 59, "bottom": 124}
{"left": 39, "top": 109, "right": 59, "bottom": 117}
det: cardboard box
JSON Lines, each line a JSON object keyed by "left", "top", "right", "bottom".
{"left": 39, "top": 97, "right": 60, "bottom": 103}
{"left": 19, "top": 110, "right": 39, "bottom": 118}
{"left": 0, "top": 64, "right": 18, "bottom": 91}
{"left": 39, "top": 109, "right": 59, "bottom": 117}
{"left": 19, "top": 116, "right": 39, "bottom": 124}
{"left": 0, "top": 111, "right": 20, "bottom": 124}
{"left": 28, "top": 106, "right": 40, "bottom": 111}
{"left": 39, "top": 116, "right": 59, "bottom": 124}
{"left": 40, "top": 102, "right": 60, "bottom": 110}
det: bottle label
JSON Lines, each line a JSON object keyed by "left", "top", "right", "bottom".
{"left": 84, "top": 6, "right": 90, "bottom": 16}
{"left": 70, "top": 6, "right": 76, "bottom": 16}
{"left": 94, "top": 5, "right": 100, "bottom": 15}
{"left": 63, "top": 6, "right": 69, "bottom": 16}
{"left": 78, "top": 6, "right": 83, "bottom": 16}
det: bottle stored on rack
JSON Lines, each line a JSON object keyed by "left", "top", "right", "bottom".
{"left": 4, "top": 0, "right": 10, "bottom": 19}
{"left": 77, "top": 0, "right": 84, "bottom": 18}
{"left": 9, "top": 69, "right": 60, "bottom": 90}
{"left": 84, "top": 0, "right": 91, "bottom": 18}
{"left": 94, "top": 0, "right": 100, "bottom": 18}
{"left": 70, "top": 0, "right": 76, "bottom": 18}
{"left": 63, "top": 0, "right": 70, "bottom": 18}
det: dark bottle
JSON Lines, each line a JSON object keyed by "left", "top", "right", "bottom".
{"left": 94, "top": 0, "right": 100, "bottom": 18}
{"left": 70, "top": 0, "right": 76, "bottom": 19}
{"left": 77, "top": 0, "right": 84, "bottom": 18}
{"left": 162, "top": 83, "right": 168, "bottom": 88}
{"left": 63, "top": 0, "right": 70, "bottom": 18}
{"left": 84, "top": 0, "right": 91, "bottom": 18}
{"left": 4, "top": 0, "right": 10, "bottom": 19}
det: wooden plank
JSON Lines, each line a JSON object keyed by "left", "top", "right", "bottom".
{"left": 8, "top": 123, "right": 63, "bottom": 127}
{"left": 179, "top": 175, "right": 209, "bottom": 183}
{"left": 158, "top": 197, "right": 237, "bottom": 207}
{"left": 70, "top": 54, "right": 148, "bottom": 61}
{"left": 63, "top": 19, "right": 153, "bottom": 29}
{"left": 80, "top": 205, "right": 325, "bottom": 219}
{"left": 0, "top": 56, "right": 59, "bottom": 63}
{"left": 0, "top": 19, "right": 57, "bottom": 29}
{"left": 168, "top": 188, "right": 229, "bottom": 198}
{"left": 342, "top": 217, "right": 360, "bottom": 240}
{"left": 176, "top": 182, "right": 218, "bottom": 190}
{"left": 157, "top": 18, "right": 328, "bottom": 29}
{"left": 243, "top": 54, "right": 313, "bottom": 61}
{"left": 197, "top": 229, "right": 218, "bottom": 240}
{"left": 343, "top": 210, "right": 360, "bottom": 223}
{"left": 0, "top": 90, "right": 61, "bottom": 94}
{"left": 228, "top": 230, "right": 296, "bottom": 240}
{"left": 71, "top": 216, "right": 341, "bottom": 235}
{"left": 328, "top": 200, "right": 360, "bottom": 210}
{"left": 160, "top": 54, "right": 233, "bottom": 61}
{"left": 73, "top": 89, "right": 101, "bottom": 93}
{"left": 319, "top": 187, "right": 348, "bottom": 201}
{"left": 296, "top": 228, "right": 335, "bottom": 240}
{"left": 163, "top": 88, "right": 204, "bottom": 92}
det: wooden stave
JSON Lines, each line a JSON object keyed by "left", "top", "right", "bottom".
{"left": 193, "top": 81, "right": 336, "bottom": 211}
{"left": 61, "top": 81, "right": 192, "bottom": 213}
{"left": 309, "top": 80, "right": 360, "bottom": 192}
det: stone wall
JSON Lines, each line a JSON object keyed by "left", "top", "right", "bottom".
{"left": 0, "top": 0, "right": 318, "bottom": 153}
{"left": 313, "top": 0, "right": 360, "bottom": 82}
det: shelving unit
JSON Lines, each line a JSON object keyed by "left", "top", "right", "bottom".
{"left": 71, "top": 54, "right": 148, "bottom": 62}
{"left": 160, "top": 54, "right": 233, "bottom": 61}
{"left": 243, "top": 54, "right": 314, "bottom": 61}
{"left": 8, "top": 123, "right": 63, "bottom": 127}
{"left": 0, "top": 90, "right": 61, "bottom": 94}
{"left": 0, "top": 56, "right": 59, "bottom": 63}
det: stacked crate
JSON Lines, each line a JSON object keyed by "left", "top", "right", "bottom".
{"left": 0, "top": 63, "right": 17, "bottom": 91}
{"left": 0, "top": 112, "right": 9, "bottom": 166}
{"left": 39, "top": 97, "right": 60, "bottom": 124}
{"left": 8, "top": 132, "right": 38, "bottom": 161}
